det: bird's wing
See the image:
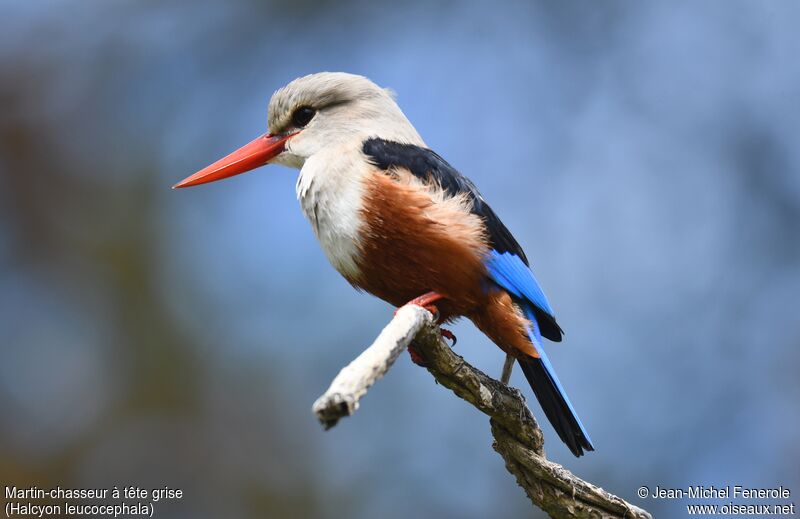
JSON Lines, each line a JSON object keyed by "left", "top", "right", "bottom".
{"left": 363, "top": 138, "right": 562, "bottom": 341}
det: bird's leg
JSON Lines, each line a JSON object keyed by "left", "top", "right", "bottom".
{"left": 401, "top": 291, "right": 445, "bottom": 317}
{"left": 400, "top": 291, "right": 457, "bottom": 366}
{"left": 500, "top": 354, "right": 515, "bottom": 385}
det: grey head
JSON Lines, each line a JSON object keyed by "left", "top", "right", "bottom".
{"left": 266, "top": 72, "right": 424, "bottom": 168}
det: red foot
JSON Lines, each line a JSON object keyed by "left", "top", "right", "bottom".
{"left": 440, "top": 328, "right": 457, "bottom": 346}
{"left": 400, "top": 292, "right": 452, "bottom": 368}
{"left": 395, "top": 291, "right": 446, "bottom": 319}
{"left": 406, "top": 291, "right": 445, "bottom": 308}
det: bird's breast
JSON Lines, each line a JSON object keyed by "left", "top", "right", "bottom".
{"left": 353, "top": 168, "right": 491, "bottom": 315}
{"left": 297, "top": 150, "right": 491, "bottom": 317}
{"left": 296, "top": 149, "right": 366, "bottom": 279}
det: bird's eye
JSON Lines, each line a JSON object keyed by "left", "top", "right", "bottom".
{"left": 292, "top": 106, "right": 316, "bottom": 128}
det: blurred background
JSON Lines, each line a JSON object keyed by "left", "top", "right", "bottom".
{"left": 1, "top": 1, "right": 798, "bottom": 517}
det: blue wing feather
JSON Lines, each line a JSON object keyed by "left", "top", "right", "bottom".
{"left": 485, "top": 250, "right": 554, "bottom": 316}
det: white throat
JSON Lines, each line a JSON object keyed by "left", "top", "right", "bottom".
{"left": 295, "top": 142, "right": 368, "bottom": 279}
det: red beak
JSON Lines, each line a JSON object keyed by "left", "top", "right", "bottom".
{"left": 173, "top": 133, "right": 293, "bottom": 189}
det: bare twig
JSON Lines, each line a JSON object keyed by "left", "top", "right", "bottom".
{"left": 312, "top": 305, "right": 428, "bottom": 429}
{"left": 312, "top": 305, "right": 651, "bottom": 519}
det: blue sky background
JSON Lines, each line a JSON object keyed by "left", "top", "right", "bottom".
{"left": 1, "top": 1, "right": 799, "bottom": 517}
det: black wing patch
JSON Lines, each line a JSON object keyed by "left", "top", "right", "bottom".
{"left": 363, "top": 137, "right": 528, "bottom": 264}
{"left": 363, "top": 138, "right": 563, "bottom": 341}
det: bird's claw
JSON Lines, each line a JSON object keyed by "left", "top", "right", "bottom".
{"left": 440, "top": 328, "right": 457, "bottom": 347}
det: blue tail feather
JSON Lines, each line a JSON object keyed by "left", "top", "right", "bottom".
{"left": 483, "top": 248, "right": 592, "bottom": 455}
{"left": 519, "top": 305, "right": 594, "bottom": 457}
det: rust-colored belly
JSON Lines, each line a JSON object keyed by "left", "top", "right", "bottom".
{"left": 347, "top": 171, "right": 490, "bottom": 319}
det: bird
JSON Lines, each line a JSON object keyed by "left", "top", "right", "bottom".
{"left": 174, "top": 72, "right": 594, "bottom": 457}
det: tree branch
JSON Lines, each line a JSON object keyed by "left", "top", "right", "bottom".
{"left": 312, "top": 306, "right": 651, "bottom": 519}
